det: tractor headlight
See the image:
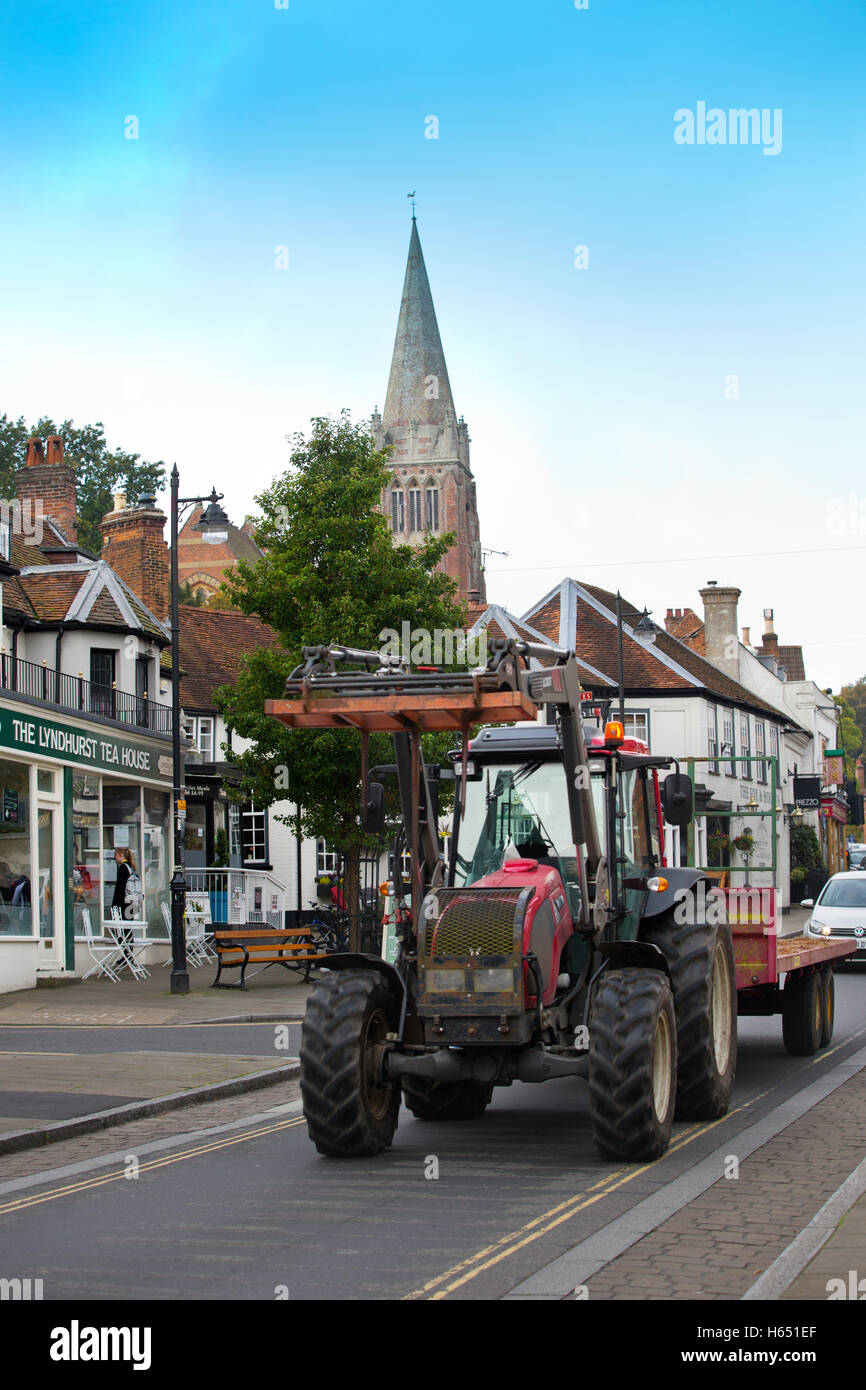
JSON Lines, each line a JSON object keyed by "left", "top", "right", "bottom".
{"left": 473, "top": 967, "right": 515, "bottom": 993}
{"left": 425, "top": 968, "right": 466, "bottom": 992}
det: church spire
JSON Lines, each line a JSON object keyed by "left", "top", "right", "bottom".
{"left": 382, "top": 219, "right": 458, "bottom": 431}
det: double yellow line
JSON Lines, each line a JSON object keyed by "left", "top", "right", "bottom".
{"left": 0, "top": 1116, "right": 306, "bottom": 1218}
{"left": 403, "top": 1106, "right": 751, "bottom": 1300}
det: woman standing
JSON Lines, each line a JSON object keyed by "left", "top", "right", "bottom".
{"left": 112, "top": 848, "right": 137, "bottom": 919}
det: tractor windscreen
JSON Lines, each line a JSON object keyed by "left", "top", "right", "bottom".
{"left": 454, "top": 761, "right": 584, "bottom": 918}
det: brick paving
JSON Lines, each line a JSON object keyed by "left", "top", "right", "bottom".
{"left": 583, "top": 1068, "right": 866, "bottom": 1299}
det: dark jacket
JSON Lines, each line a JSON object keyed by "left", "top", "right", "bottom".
{"left": 112, "top": 861, "right": 132, "bottom": 916}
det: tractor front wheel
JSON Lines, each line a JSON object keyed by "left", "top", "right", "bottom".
{"left": 300, "top": 970, "right": 400, "bottom": 1156}
{"left": 588, "top": 968, "right": 677, "bottom": 1161}
{"left": 402, "top": 1076, "right": 494, "bottom": 1121}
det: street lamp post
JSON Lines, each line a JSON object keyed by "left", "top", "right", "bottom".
{"left": 169, "top": 466, "right": 230, "bottom": 995}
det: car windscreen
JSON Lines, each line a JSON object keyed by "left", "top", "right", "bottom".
{"left": 818, "top": 879, "right": 866, "bottom": 908}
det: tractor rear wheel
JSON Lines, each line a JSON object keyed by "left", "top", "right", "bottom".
{"left": 642, "top": 909, "right": 736, "bottom": 1120}
{"left": 401, "top": 1076, "right": 494, "bottom": 1121}
{"left": 300, "top": 970, "right": 400, "bottom": 1156}
{"left": 588, "top": 968, "right": 677, "bottom": 1161}
{"left": 782, "top": 969, "right": 822, "bottom": 1056}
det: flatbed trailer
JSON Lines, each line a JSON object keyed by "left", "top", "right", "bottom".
{"left": 730, "top": 888, "right": 856, "bottom": 1054}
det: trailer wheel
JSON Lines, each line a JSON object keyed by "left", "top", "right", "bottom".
{"left": 642, "top": 910, "right": 736, "bottom": 1120}
{"left": 782, "top": 969, "right": 822, "bottom": 1056}
{"left": 588, "top": 968, "right": 677, "bottom": 1161}
{"left": 300, "top": 970, "right": 400, "bottom": 1156}
{"left": 401, "top": 1076, "right": 494, "bottom": 1122}
{"left": 820, "top": 967, "right": 835, "bottom": 1048}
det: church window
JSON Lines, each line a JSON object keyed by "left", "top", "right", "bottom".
{"left": 390, "top": 490, "right": 405, "bottom": 532}
{"left": 408, "top": 488, "right": 422, "bottom": 531}
{"left": 425, "top": 487, "right": 439, "bottom": 531}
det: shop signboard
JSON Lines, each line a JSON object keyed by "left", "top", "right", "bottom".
{"left": 794, "top": 775, "right": 821, "bottom": 810}
{"left": 0, "top": 707, "right": 171, "bottom": 782}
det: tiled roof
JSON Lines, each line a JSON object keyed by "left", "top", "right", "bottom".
{"left": 519, "top": 578, "right": 794, "bottom": 723}
{"left": 665, "top": 607, "right": 705, "bottom": 653}
{"left": 178, "top": 607, "right": 286, "bottom": 709}
{"left": 11, "top": 562, "right": 169, "bottom": 641}
{"left": 777, "top": 646, "right": 806, "bottom": 682}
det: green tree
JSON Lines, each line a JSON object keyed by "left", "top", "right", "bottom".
{"left": 215, "top": 412, "right": 467, "bottom": 946}
{"left": 0, "top": 412, "right": 165, "bottom": 555}
{"left": 840, "top": 675, "right": 866, "bottom": 751}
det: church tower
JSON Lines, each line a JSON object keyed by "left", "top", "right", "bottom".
{"left": 372, "top": 218, "right": 485, "bottom": 604}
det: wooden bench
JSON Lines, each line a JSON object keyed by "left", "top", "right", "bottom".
{"left": 212, "top": 928, "right": 330, "bottom": 990}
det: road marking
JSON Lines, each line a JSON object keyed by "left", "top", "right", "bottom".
{"left": 0, "top": 1050, "right": 80, "bottom": 1056}
{"left": 404, "top": 1091, "right": 771, "bottom": 1300}
{"left": 0, "top": 1116, "right": 307, "bottom": 1218}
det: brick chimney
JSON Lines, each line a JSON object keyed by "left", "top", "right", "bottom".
{"left": 699, "top": 581, "right": 741, "bottom": 681}
{"left": 760, "top": 607, "right": 779, "bottom": 658}
{"left": 100, "top": 493, "right": 169, "bottom": 622}
{"left": 665, "top": 607, "right": 684, "bottom": 633}
{"left": 15, "top": 434, "right": 78, "bottom": 544}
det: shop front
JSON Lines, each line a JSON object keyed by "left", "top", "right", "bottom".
{"left": 0, "top": 701, "right": 173, "bottom": 993}
{"left": 820, "top": 793, "right": 849, "bottom": 877}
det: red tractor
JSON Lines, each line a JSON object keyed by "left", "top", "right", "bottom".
{"left": 266, "top": 638, "right": 736, "bottom": 1161}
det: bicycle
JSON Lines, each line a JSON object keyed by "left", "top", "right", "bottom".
{"left": 309, "top": 902, "right": 349, "bottom": 955}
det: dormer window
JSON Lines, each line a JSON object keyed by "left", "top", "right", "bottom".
{"left": 0, "top": 518, "right": 10, "bottom": 562}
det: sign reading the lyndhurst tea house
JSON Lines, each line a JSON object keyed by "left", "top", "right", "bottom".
{"left": 0, "top": 708, "right": 171, "bottom": 782}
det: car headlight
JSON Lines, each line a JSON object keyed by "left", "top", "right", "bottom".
{"left": 809, "top": 920, "right": 831, "bottom": 936}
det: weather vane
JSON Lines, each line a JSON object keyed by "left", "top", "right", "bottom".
{"left": 408, "top": 190, "right": 416, "bottom": 218}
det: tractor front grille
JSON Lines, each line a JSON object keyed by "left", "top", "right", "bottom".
{"left": 423, "top": 887, "right": 527, "bottom": 958}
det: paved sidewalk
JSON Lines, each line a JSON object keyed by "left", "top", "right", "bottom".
{"left": 0, "top": 960, "right": 314, "bottom": 1153}
{"left": 0, "top": 958, "right": 316, "bottom": 1026}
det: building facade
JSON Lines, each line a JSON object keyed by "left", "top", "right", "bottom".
{"left": 0, "top": 437, "right": 174, "bottom": 993}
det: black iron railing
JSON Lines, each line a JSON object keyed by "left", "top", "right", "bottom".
{"left": 0, "top": 653, "right": 172, "bottom": 734}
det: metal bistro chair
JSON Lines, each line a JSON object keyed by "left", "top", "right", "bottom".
{"left": 108, "top": 906, "right": 151, "bottom": 979}
{"left": 81, "top": 908, "right": 125, "bottom": 982}
{"left": 184, "top": 895, "right": 217, "bottom": 964}
{"left": 160, "top": 900, "right": 211, "bottom": 967}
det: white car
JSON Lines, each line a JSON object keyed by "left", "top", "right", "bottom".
{"left": 804, "top": 871, "right": 866, "bottom": 962}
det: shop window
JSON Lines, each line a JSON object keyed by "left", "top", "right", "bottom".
{"left": 72, "top": 774, "right": 101, "bottom": 934}
{"left": 102, "top": 782, "right": 142, "bottom": 918}
{"left": 0, "top": 758, "right": 33, "bottom": 935}
{"left": 143, "top": 788, "right": 170, "bottom": 934}
{"left": 242, "top": 804, "right": 268, "bottom": 864}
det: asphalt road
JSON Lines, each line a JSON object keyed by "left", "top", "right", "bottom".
{"left": 0, "top": 1023, "right": 296, "bottom": 1058}
{"left": 2, "top": 973, "right": 865, "bottom": 1301}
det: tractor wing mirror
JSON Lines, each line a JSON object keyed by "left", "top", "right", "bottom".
{"left": 662, "top": 772, "right": 693, "bottom": 827}
{"left": 363, "top": 781, "right": 386, "bottom": 834}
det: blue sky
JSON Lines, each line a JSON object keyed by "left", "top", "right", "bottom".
{"left": 1, "top": 0, "right": 864, "bottom": 688}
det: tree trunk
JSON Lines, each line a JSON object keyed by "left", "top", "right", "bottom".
{"left": 343, "top": 843, "right": 362, "bottom": 954}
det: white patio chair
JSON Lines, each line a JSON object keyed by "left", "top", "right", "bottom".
{"left": 185, "top": 895, "right": 217, "bottom": 963}
{"left": 81, "top": 909, "right": 124, "bottom": 982}
{"left": 108, "top": 907, "right": 151, "bottom": 979}
{"left": 161, "top": 899, "right": 210, "bottom": 966}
